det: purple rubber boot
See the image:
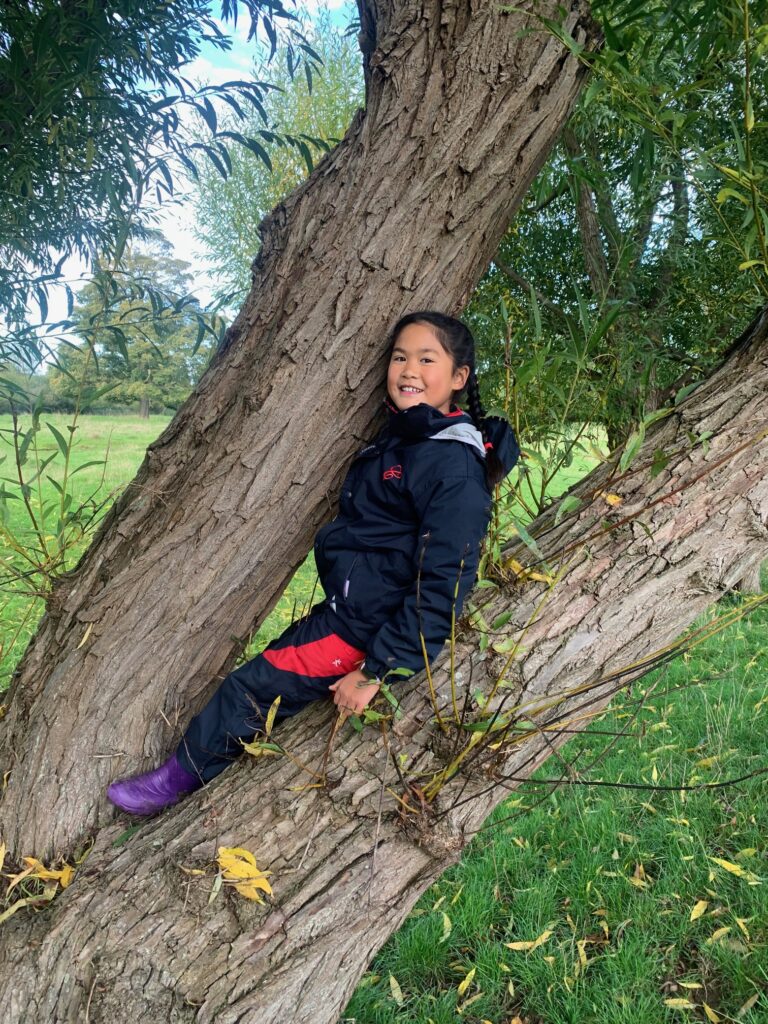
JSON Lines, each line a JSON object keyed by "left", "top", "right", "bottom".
{"left": 107, "top": 753, "right": 202, "bottom": 815}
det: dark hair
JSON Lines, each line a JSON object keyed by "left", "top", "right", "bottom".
{"left": 387, "top": 310, "right": 506, "bottom": 488}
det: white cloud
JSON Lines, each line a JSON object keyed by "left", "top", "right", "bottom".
{"left": 185, "top": 54, "right": 248, "bottom": 87}
{"left": 154, "top": 203, "right": 220, "bottom": 305}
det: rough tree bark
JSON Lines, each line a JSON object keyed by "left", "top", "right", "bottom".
{"left": 0, "top": 0, "right": 601, "bottom": 861}
{"left": 1, "top": 304, "right": 766, "bottom": 1024}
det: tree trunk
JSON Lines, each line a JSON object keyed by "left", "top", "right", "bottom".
{"left": 0, "top": 0, "right": 602, "bottom": 861}
{"left": 1, "top": 305, "right": 766, "bottom": 1024}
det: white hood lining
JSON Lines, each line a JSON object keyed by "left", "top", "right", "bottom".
{"left": 429, "top": 423, "right": 486, "bottom": 458}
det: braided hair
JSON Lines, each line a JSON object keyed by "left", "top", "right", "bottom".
{"left": 386, "top": 310, "right": 506, "bottom": 488}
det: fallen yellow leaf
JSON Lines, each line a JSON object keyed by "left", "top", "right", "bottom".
{"left": 690, "top": 900, "right": 708, "bottom": 921}
{"left": 240, "top": 739, "right": 282, "bottom": 758}
{"left": 737, "top": 993, "right": 759, "bottom": 1015}
{"left": 389, "top": 974, "right": 404, "bottom": 1006}
{"left": 457, "top": 967, "right": 475, "bottom": 996}
{"left": 457, "top": 990, "right": 483, "bottom": 1012}
{"left": 709, "top": 856, "right": 761, "bottom": 885}
{"left": 596, "top": 490, "right": 623, "bottom": 506}
{"left": 703, "top": 1005, "right": 720, "bottom": 1023}
{"left": 5, "top": 864, "right": 35, "bottom": 895}
{"left": 216, "top": 846, "right": 272, "bottom": 902}
{"left": 502, "top": 557, "right": 553, "bottom": 584}
{"left": 0, "top": 890, "right": 56, "bottom": 924}
{"left": 709, "top": 856, "right": 745, "bottom": 875}
{"left": 505, "top": 928, "right": 553, "bottom": 952}
{"left": 735, "top": 917, "right": 751, "bottom": 941}
{"left": 7, "top": 856, "right": 74, "bottom": 893}
{"left": 76, "top": 622, "right": 93, "bottom": 649}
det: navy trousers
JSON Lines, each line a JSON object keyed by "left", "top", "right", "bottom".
{"left": 175, "top": 600, "right": 367, "bottom": 783}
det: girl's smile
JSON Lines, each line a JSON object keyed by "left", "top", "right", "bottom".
{"left": 387, "top": 322, "right": 469, "bottom": 415}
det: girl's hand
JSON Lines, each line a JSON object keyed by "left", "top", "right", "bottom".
{"left": 329, "top": 670, "right": 381, "bottom": 715}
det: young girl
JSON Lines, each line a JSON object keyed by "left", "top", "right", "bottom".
{"left": 107, "top": 311, "right": 520, "bottom": 815}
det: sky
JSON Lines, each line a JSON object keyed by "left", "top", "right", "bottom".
{"left": 40, "top": 0, "right": 357, "bottom": 337}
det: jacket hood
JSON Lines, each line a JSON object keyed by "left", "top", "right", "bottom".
{"left": 382, "top": 398, "right": 520, "bottom": 477}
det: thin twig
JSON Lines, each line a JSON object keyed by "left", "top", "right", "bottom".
{"left": 368, "top": 721, "right": 390, "bottom": 908}
{"left": 84, "top": 973, "right": 97, "bottom": 1024}
{"left": 295, "top": 811, "right": 322, "bottom": 873}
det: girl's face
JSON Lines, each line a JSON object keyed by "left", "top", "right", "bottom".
{"left": 387, "top": 323, "right": 470, "bottom": 415}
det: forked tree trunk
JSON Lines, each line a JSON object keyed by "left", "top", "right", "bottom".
{"left": 0, "top": 0, "right": 602, "bottom": 860}
{"left": 1, "top": 307, "right": 766, "bottom": 1024}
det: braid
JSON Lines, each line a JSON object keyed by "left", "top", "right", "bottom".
{"left": 465, "top": 370, "right": 505, "bottom": 488}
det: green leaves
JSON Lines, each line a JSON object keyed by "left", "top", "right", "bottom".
{"left": 618, "top": 409, "right": 674, "bottom": 473}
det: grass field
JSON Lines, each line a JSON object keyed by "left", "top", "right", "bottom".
{"left": 1, "top": 413, "right": 766, "bottom": 1023}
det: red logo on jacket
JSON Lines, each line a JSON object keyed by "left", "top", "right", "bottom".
{"left": 382, "top": 464, "right": 402, "bottom": 480}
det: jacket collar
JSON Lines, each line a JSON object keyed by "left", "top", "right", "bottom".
{"left": 368, "top": 397, "right": 487, "bottom": 458}
{"left": 382, "top": 396, "right": 473, "bottom": 439}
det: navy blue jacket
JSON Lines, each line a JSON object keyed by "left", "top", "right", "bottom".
{"left": 313, "top": 398, "right": 520, "bottom": 682}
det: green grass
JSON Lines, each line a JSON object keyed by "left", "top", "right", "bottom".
{"left": 2, "top": 413, "right": 766, "bottom": 1024}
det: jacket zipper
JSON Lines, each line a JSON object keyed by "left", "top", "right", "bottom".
{"left": 342, "top": 554, "right": 359, "bottom": 600}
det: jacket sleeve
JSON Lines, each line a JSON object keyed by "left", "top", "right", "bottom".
{"left": 361, "top": 473, "right": 492, "bottom": 683}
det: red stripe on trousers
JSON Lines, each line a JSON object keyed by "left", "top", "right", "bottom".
{"left": 261, "top": 632, "right": 366, "bottom": 678}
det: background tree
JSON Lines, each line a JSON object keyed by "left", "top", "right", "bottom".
{"left": 46, "top": 239, "right": 218, "bottom": 416}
